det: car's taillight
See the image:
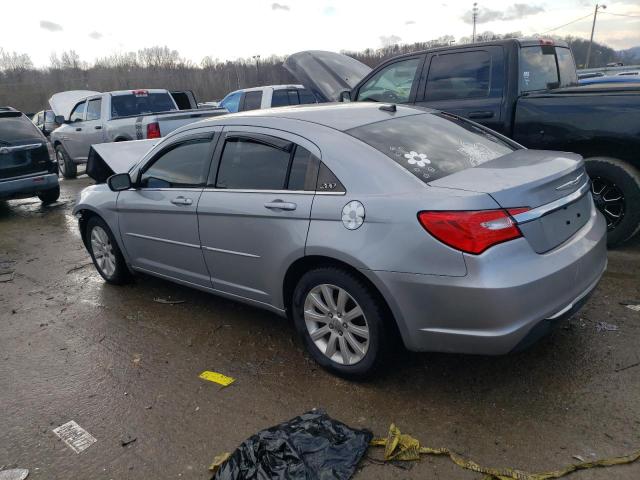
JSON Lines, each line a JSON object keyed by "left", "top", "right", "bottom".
{"left": 418, "top": 209, "right": 529, "bottom": 254}
{"left": 146, "top": 122, "right": 161, "bottom": 139}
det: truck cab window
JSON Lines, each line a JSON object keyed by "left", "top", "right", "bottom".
{"left": 86, "top": 99, "right": 102, "bottom": 121}
{"left": 425, "top": 51, "right": 491, "bottom": 101}
{"left": 356, "top": 57, "right": 421, "bottom": 103}
{"left": 70, "top": 102, "right": 86, "bottom": 122}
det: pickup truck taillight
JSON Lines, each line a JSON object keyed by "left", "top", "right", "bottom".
{"left": 418, "top": 209, "right": 529, "bottom": 254}
{"left": 146, "top": 122, "right": 161, "bottom": 139}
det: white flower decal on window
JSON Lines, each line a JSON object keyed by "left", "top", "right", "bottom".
{"left": 404, "top": 151, "right": 431, "bottom": 168}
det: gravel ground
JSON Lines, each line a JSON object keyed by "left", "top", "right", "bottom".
{"left": 1, "top": 174, "right": 639, "bottom": 479}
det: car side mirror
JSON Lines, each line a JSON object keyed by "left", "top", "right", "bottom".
{"left": 107, "top": 173, "right": 132, "bottom": 191}
{"left": 339, "top": 90, "right": 352, "bottom": 102}
{"left": 54, "top": 115, "right": 66, "bottom": 125}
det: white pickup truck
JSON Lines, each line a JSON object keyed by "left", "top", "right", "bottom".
{"left": 49, "top": 89, "right": 226, "bottom": 178}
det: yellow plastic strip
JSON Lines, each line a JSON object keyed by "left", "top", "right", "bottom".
{"left": 199, "top": 370, "right": 235, "bottom": 387}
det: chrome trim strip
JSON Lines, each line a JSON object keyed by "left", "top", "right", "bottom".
{"left": 202, "top": 245, "right": 260, "bottom": 258}
{"left": 512, "top": 180, "right": 591, "bottom": 224}
{"left": 555, "top": 172, "right": 584, "bottom": 191}
{"left": 201, "top": 188, "right": 344, "bottom": 195}
{"left": 0, "top": 170, "right": 49, "bottom": 181}
{"left": 0, "top": 143, "right": 43, "bottom": 154}
{"left": 125, "top": 232, "right": 201, "bottom": 249}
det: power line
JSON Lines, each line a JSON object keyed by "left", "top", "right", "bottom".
{"left": 601, "top": 11, "right": 640, "bottom": 18}
{"left": 540, "top": 12, "right": 594, "bottom": 34}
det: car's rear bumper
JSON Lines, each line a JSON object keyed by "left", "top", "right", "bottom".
{"left": 0, "top": 173, "right": 59, "bottom": 199}
{"left": 366, "top": 206, "right": 607, "bottom": 354}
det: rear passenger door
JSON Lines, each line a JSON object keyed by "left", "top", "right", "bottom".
{"left": 415, "top": 47, "right": 505, "bottom": 133}
{"left": 197, "top": 127, "right": 320, "bottom": 307}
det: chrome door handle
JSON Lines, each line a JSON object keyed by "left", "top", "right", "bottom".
{"left": 264, "top": 200, "right": 297, "bottom": 211}
{"left": 171, "top": 196, "right": 193, "bottom": 205}
{"left": 75, "top": 127, "right": 82, "bottom": 131}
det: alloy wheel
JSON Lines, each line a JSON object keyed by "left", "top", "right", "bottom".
{"left": 591, "top": 176, "right": 625, "bottom": 230}
{"left": 90, "top": 226, "right": 116, "bottom": 278}
{"left": 303, "top": 284, "right": 369, "bottom": 365}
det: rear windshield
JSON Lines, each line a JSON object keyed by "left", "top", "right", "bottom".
{"left": 0, "top": 113, "right": 43, "bottom": 143}
{"left": 110, "top": 92, "right": 176, "bottom": 119}
{"left": 520, "top": 46, "right": 577, "bottom": 92}
{"left": 346, "top": 113, "right": 516, "bottom": 183}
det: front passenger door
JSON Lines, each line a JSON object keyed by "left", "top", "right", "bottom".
{"left": 64, "top": 101, "right": 87, "bottom": 160}
{"left": 117, "top": 132, "right": 217, "bottom": 287}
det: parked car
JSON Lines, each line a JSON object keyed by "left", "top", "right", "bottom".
{"left": 49, "top": 89, "right": 227, "bottom": 179}
{"left": 579, "top": 75, "right": 640, "bottom": 85}
{"left": 0, "top": 107, "right": 60, "bottom": 204}
{"left": 73, "top": 103, "right": 606, "bottom": 377}
{"left": 285, "top": 39, "right": 640, "bottom": 246}
{"left": 219, "top": 85, "right": 317, "bottom": 113}
{"left": 31, "top": 109, "right": 60, "bottom": 136}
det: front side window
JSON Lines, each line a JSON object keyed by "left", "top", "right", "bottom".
{"left": 347, "top": 113, "right": 516, "bottom": 183}
{"left": 70, "top": 101, "right": 86, "bottom": 122}
{"left": 426, "top": 51, "right": 491, "bottom": 101}
{"left": 140, "top": 139, "right": 211, "bottom": 188}
{"left": 356, "top": 57, "right": 421, "bottom": 103}
{"left": 242, "top": 91, "right": 263, "bottom": 111}
{"left": 298, "top": 89, "right": 317, "bottom": 105}
{"left": 110, "top": 92, "right": 176, "bottom": 119}
{"left": 220, "top": 92, "right": 241, "bottom": 113}
{"left": 86, "top": 99, "right": 102, "bottom": 121}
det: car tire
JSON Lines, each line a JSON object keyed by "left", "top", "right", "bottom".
{"left": 37, "top": 185, "right": 60, "bottom": 204}
{"left": 585, "top": 157, "right": 640, "bottom": 247}
{"left": 86, "top": 216, "right": 131, "bottom": 285}
{"left": 55, "top": 144, "right": 77, "bottom": 179}
{"left": 292, "top": 267, "right": 388, "bottom": 378}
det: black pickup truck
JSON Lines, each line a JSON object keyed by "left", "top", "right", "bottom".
{"left": 286, "top": 39, "right": 640, "bottom": 246}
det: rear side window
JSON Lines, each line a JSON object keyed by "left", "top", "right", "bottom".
{"left": 86, "top": 99, "right": 102, "bottom": 121}
{"left": 347, "top": 113, "right": 515, "bottom": 183}
{"left": 356, "top": 57, "right": 421, "bottom": 103}
{"left": 140, "top": 139, "right": 211, "bottom": 188}
{"left": 242, "top": 91, "right": 263, "bottom": 111}
{"left": 0, "top": 113, "right": 43, "bottom": 142}
{"left": 216, "top": 138, "right": 291, "bottom": 189}
{"left": 216, "top": 137, "right": 319, "bottom": 191}
{"left": 70, "top": 102, "right": 86, "bottom": 122}
{"left": 298, "top": 89, "right": 317, "bottom": 105}
{"left": 271, "top": 90, "right": 289, "bottom": 107}
{"left": 111, "top": 92, "right": 176, "bottom": 118}
{"left": 426, "top": 51, "right": 491, "bottom": 101}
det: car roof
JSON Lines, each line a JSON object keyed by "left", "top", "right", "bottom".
{"left": 225, "top": 84, "right": 306, "bottom": 95}
{"left": 192, "top": 102, "right": 435, "bottom": 132}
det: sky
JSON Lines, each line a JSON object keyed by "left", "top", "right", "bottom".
{"left": 2, "top": 0, "right": 639, "bottom": 67}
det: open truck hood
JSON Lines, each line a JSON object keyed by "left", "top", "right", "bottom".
{"left": 49, "top": 90, "right": 100, "bottom": 120}
{"left": 284, "top": 51, "right": 371, "bottom": 102}
{"left": 86, "top": 139, "right": 158, "bottom": 183}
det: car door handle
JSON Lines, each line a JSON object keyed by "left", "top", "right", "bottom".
{"left": 75, "top": 127, "right": 82, "bottom": 131}
{"left": 468, "top": 111, "right": 494, "bottom": 119}
{"left": 94, "top": 125, "right": 102, "bottom": 130}
{"left": 264, "top": 200, "right": 297, "bottom": 211}
{"left": 171, "top": 196, "right": 193, "bottom": 206}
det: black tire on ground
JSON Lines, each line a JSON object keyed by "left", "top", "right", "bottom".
{"left": 55, "top": 144, "right": 77, "bottom": 179}
{"left": 37, "top": 185, "right": 60, "bottom": 204}
{"left": 292, "top": 267, "right": 389, "bottom": 378}
{"left": 85, "top": 216, "right": 131, "bottom": 285}
{"left": 585, "top": 157, "right": 640, "bottom": 247}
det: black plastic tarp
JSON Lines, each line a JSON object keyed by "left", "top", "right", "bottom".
{"left": 212, "top": 410, "right": 372, "bottom": 480}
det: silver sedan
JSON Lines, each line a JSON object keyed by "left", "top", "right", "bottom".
{"left": 73, "top": 103, "right": 607, "bottom": 377}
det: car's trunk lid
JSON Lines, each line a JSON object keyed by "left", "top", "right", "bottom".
{"left": 283, "top": 50, "right": 371, "bottom": 102}
{"left": 429, "top": 149, "right": 591, "bottom": 253}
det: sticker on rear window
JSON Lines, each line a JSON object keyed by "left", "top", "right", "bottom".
{"left": 456, "top": 141, "right": 499, "bottom": 167}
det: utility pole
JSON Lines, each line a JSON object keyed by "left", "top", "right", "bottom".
{"left": 585, "top": 4, "right": 606, "bottom": 68}
{"left": 252, "top": 55, "right": 261, "bottom": 84}
{"left": 472, "top": 3, "right": 478, "bottom": 43}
